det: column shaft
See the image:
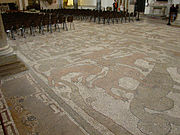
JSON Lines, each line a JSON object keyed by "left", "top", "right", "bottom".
{"left": 58, "top": 0, "right": 63, "bottom": 9}
{"left": 97, "top": 0, "right": 101, "bottom": 11}
{"left": 0, "top": 13, "right": 7, "bottom": 48}
{"left": 126, "top": 0, "right": 129, "bottom": 11}
{"left": 119, "top": 0, "right": 122, "bottom": 5}
{"left": 123, "top": 0, "right": 126, "bottom": 11}
{"left": 0, "top": 12, "right": 13, "bottom": 56}
{"left": 18, "top": 0, "right": 23, "bottom": 10}
{"left": 73, "top": 0, "right": 78, "bottom": 9}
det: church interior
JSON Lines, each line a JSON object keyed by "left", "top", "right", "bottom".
{"left": 0, "top": 0, "right": 180, "bottom": 135}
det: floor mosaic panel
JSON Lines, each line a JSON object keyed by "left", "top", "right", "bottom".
{"left": 3, "top": 19, "right": 180, "bottom": 135}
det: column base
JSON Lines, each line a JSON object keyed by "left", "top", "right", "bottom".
{"left": 0, "top": 45, "right": 14, "bottom": 57}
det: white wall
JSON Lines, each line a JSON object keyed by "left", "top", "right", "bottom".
{"left": 173, "top": 0, "right": 180, "bottom": 4}
{"left": 79, "top": 0, "right": 114, "bottom": 10}
{"left": 80, "top": 0, "right": 96, "bottom": 6}
{"left": 80, "top": 0, "right": 114, "bottom": 8}
{"left": 101, "top": 0, "right": 114, "bottom": 9}
{"left": 145, "top": 0, "right": 180, "bottom": 15}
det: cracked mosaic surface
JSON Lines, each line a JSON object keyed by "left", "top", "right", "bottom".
{"left": 5, "top": 19, "right": 180, "bottom": 135}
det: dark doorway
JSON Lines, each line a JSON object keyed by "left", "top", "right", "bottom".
{"left": 8, "top": 3, "right": 18, "bottom": 10}
{"left": 136, "top": 0, "right": 145, "bottom": 12}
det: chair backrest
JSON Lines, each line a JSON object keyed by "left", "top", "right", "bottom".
{"left": 67, "top": 16, "right": 73, "bottom": 22}
{"left": 42, "top": 14, "right": 50, "bottom": 25}
{"left": 58, "top": 15, "right": 63, "bottom": 23}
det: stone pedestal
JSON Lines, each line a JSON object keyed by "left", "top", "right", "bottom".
{"left": 0, "top": 45, "right": 13, "bottom": 56}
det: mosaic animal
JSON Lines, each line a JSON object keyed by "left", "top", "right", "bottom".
{"left": 91, "top": 65, "right": 145, "bottom": 101}
{"left": 47, "top": 64, "right": 103, "bottom": 88}
{"left": 130, "top": 63, "right": 180, "bottom": 135}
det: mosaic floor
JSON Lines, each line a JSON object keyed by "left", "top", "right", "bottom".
{"left": 1, "top": 18, "right": 180, "bottom": 135}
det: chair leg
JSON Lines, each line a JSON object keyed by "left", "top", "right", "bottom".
{"left": 112, "top": 18, "right": 114, "bottom": 24}
{"left": 55, "top": 24, "right": 57, "bottom": 31}
{"left": 94, "top": 17, "right": 96, "bottom": 22}
{"left": 23, "top": 28, "right": 26, "bottom": 38}
{"left": 103, "top": 18, "right": 105, "bottom": 24}
{"left": 20, "top": 28, "right": 23, "bottom": 36}
{"left": 90, "top": 16, "right": 92, "bottom": 22}
{"left": 11, "top": 30, "right": 15, "bottom": 40}
{"left": 6, "top": 31, "right": 10, "bottom": 38}
{"left": 35, "top": 27, "right": 37, "bottom": 32}
{"left": 57, "top": 24, "right": 60, "bottom": 32}
{"left": 116, "top": 18, "right": 118, "bottom": 23}
{"left": 41, "top": 26, "right": 44, "bottom": 35}
{"left": 47, "top": 25, "right": 49, "bottom": 32}
{"left": 65, "top": 23, "right": 68, "bottom": 31}
{"left": 63, "top": 23, "right": 64, "bottom": 29}
{"left": 73, "top": 23, "right": 75, "bottom": 30}
{"left": 33, "top": 27, "right": 35, "bottom": 36}
{"left": 30, "top": 27, "right": 32, "bottom": 35}
{"left": 107, "top": 18, "right": 110, "bottom": 24}
{"left": 132, "top": 16, "right": 134, "bottom": 22}
{"left": 50, "top": 24, "right": 52, "bottom": 33}
{"left": 85, "top": 16, "right": 88, "bottom": 22}
{"left": 98, "top": 17, "right": 100, "bottom": 24}
{"left": 32, "top": 27, "right": 35, "bottom": 36}
{"left": 39, "top": 26, "right": 41, "bottom": 33}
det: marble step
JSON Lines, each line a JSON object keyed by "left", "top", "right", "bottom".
{"left": 0, "top": 66, "right": 27, "bottom": 77}
{"left": 0, "top": 54, "right": 27, "bottom": 77}
{"left": 0, "top": 61, "right": 24, "bottom": 72}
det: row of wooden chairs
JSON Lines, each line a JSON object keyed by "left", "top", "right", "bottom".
{"left": 40, "top": 9, "right": 135, "bottom": 24}
{"left": 2, "top": 12, "right": 74, "bottom": 40}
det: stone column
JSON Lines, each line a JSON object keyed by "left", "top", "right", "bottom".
{"left": 126, "top": 0, "right": 129, "bottom": 11}
{"left": 119, "top": 0, "right": 122, "bottom": 5}
{"left": 58, "top": 0, "right": 63, "bottom": 9}
{"left": 0, "top": 12, "right": 13, "bottom": 56}
{"left": 119, "top": 0, "right": 122, "bottom": 8}
{"left": 18, "top": 0, "right": 23, "bottom": 10}
{"left": 97, "top": 0, "right": 101, "bottom": 11}
{"left": 123, "top": 0, "right": 126, "bottom": 11}
{"left": 73, "top": 0, "right": 78, "bottom": 9}
{"left": 24, "top": 0, "right": 29, "bottom": 10}
{"left": 22, "top": 0, "right": 25, "bottom": 10}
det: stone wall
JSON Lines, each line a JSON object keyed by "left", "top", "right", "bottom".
{"left": 145, "top": 0, "right": 180, "bottom": 16}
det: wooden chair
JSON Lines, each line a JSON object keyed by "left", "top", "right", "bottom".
{"left": 67, "top": 16, "right": 75, "bottom": 30}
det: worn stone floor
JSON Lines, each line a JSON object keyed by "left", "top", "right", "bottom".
{"left": 1, "top": 18, "right": 180, "bottom": 135}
